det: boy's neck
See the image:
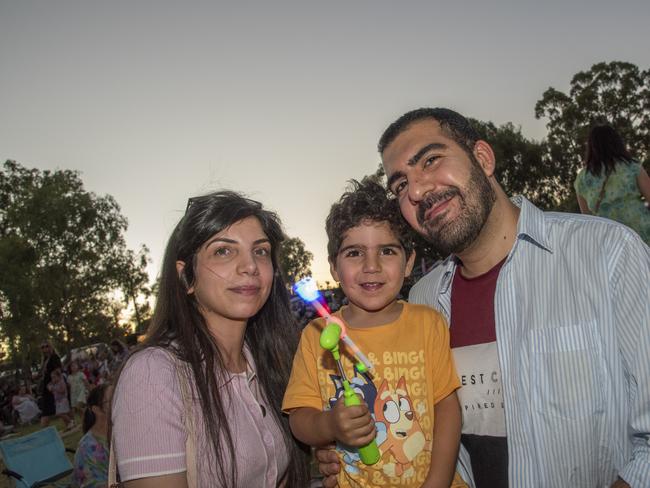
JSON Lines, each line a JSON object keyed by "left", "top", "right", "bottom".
{"left": 341, "top": 299, "right": 403, "bottom": 328}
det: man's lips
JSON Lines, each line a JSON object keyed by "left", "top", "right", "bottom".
{"left": 418, "top": 188, "right": 460, "bottom": 225}
{"left": 423, "top": 195, "right": 453, "bottom": 221}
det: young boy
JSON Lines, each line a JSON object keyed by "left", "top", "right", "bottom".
{"left": 283, "top": 179, "right": 466, "bottom": 487}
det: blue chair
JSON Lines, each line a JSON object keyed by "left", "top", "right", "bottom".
{"left": 0, "top": 427, "right": 74, "bottom": 487}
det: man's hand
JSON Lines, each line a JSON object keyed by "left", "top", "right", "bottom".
{"left": 327, "top": 396, "right": 376, "bottom": 447}
{"left": 315, "top": 446, "right": 340, "bottom": 488}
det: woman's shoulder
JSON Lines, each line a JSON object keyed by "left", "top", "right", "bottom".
{"left": 116, "top": 347, "right": 181, "bottom": 393}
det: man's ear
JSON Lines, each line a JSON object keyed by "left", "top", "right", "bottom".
{"left": 473, "top": 140, "right": 496, "bottom": 177}
{"left": 329, "top": 257, "right": 340, "bottom": 283}
{"left": 176, "top": 261, "right": 193, "bottom": 294}
{"left": 404, "top": 251, "right": 416, "bottom": 279}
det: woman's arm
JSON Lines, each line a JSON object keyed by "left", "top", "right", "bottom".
{"left": 576, "top": 194, "right": 592, "bottom": 214}
{"left": 422, "top": 391, "right": 461, "bottom": 488}
{"left": 123, "top": 473, "right": 188, "bottom": 488}
{"left": 637, "top": 167, "right": 650, "bottom": 202}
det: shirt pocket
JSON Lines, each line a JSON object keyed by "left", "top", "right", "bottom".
{"left": 528, "top": 322, "right": 604, "bottom": 420}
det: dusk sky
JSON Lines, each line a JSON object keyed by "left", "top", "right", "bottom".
{"left": 2, "top": 1, "right": 649, "bottom": 285}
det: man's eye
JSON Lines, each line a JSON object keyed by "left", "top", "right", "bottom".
{"left": 393, "top": 181, "right": 407, "bottom": 196}
{"left": 424, "top": 155, "right": 440, "bottom": 167}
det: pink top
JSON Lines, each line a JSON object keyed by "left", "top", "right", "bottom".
{"left": 112, "top": 347, "right": 289, "bottom": 487}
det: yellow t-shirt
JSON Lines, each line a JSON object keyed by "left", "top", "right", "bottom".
{"left": 283, "top": 302, "right": 465, "bottom": 487}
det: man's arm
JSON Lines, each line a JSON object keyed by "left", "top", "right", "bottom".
{"left": 610, "top": 232, "right": 650, "bottom": 487}
{"left": 422, "top": 391, "right": 462, "bottom": 488}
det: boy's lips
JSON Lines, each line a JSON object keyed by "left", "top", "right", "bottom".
{"left": 360, "top": 282, "right": 384, "bottom": 291}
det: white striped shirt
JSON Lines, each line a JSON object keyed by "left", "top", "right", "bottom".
{"left": 409, "top": 196, "right": 650, "bottom": 488}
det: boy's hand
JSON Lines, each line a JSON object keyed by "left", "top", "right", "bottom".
{"left": 328, "top": 396, "right": 376, "bottom": 447}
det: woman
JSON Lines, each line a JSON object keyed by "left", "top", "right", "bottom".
{"left": 111, "top": 191, "right": 309, "bottom": 487}
{"left": 574, "top": 124, "right": 650, "bottom": 244}
{"left": 38, "top": 341, "right": 62, "bottom": 426}
{"left": 73, "top": 384, "right": 111, "bottom": 488}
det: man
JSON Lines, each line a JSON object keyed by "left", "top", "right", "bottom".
{"left": 318, "top": 108, "right": 650, "bottom": 487}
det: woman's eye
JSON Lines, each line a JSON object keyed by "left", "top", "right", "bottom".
{"left": 214, "top": 247, "right": 231, "bottom": 257}
{"left": 254, "top": 247, "right": 271, "bottom": 257}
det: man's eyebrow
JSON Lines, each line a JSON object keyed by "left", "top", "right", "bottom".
{"left": 408, "top": 143, "right": 448, "bottom": 167}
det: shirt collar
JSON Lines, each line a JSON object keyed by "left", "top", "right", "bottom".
{"left": 241, "top": 344, "right": 257, "bottom": 384}
{"left": 511, "top": 195, "right": 553, "bottom": 253}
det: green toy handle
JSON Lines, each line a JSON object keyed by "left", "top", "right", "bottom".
{"left": 342, "top": 381, "right": 380, "bottom": 465}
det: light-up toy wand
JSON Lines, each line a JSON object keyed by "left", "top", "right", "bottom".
{"left": 294, "top": 278, "right": 380, "bottom": 465}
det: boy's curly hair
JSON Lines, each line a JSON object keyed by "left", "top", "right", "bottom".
{"left": 326, "top": 177, "right": 416, "bottom": 261}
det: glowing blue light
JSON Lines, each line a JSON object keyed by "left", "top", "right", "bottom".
{"left": 294, "top": 277, "right": 321, "bottom": 302}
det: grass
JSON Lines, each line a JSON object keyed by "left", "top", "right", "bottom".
{"left": 0, "top": 414, "right": 83, "bottom": 488}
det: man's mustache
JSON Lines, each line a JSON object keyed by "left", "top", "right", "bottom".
{"left": 417, "top": 188, "right": 461, "bottom": 226}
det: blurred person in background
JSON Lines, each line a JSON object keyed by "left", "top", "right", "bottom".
{"left": 575, "top": 124, "right": 650, "bottom": 244}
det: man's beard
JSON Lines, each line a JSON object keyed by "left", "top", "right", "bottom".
{"left": 416, "top": 158, "right": 496, "bottom": 256}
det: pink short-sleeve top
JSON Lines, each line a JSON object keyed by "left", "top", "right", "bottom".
{"left": 111, "top": 347, "right": 290, "bottom": 487}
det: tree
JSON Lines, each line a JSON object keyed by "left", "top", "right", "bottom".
{"left": 0, "top": 160, "right": 151, "bottom": 364}
{"left": 278, "top": 237, "right": 313, "bottom": 288}
{"left": 535, "top": 61, "right": 650, "bottom": 204}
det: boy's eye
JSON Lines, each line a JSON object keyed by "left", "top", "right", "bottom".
{"left": 343, "top": 249, "right": 362, "bottom": 258}
{"left": 380, "top": 247, "right": 398, "bottom": 256}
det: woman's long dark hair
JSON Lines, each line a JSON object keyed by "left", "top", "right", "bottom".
{"left": 584, "top": 124, "right": 633, "bottom": 176}
{"left": 83, "top": 383, "right": 110, "bottom": 434}
{"left": 112, "top": 191, "right": 309, "bottom": 487}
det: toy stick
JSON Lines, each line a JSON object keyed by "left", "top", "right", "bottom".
{"left": 320, "top": 322, "right": 380, "bottom": 466}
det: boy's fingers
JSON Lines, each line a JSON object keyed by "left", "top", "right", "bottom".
{"left": 322, "top": 474, "right": 339, "bottom": 488}
{"left": 315, "top": 446, "right": 339, "bottom": 465}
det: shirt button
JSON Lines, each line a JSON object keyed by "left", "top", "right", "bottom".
{"left": 263, "top": 433, "right": 273, "bottom": 445}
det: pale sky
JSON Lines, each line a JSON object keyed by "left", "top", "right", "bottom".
{"left": 2, "top": 1, "right": 649, "bottom": 285}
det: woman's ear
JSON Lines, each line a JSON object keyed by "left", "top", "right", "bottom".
{"left": 176, "top": 261, "right": 193, "bottom": 294}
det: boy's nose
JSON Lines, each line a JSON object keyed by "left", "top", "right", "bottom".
{"left": 363, "top": 254, "right": 381, "bottom": 273}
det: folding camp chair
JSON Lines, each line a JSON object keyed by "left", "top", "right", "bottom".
{"left": 0, "top": 426, "right": 75, "bottom": 488}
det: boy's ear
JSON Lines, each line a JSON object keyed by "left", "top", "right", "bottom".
{"left": 329, "top": 257, "right": 340, "bottom": 283}
{"left": 404, "top": 251, "right": 416, "bottom": 278}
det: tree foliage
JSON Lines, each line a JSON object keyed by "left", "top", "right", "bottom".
{"left": 535, "top": 61, "right": 650, "bottom": 204}
{"left": 278, "top": 237, "right": 313, "bottom": 288}
{"left": 0, "top": 160, "right": 151, "bottom": 364}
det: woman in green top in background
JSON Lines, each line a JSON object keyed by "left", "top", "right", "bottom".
{"left": 574, "top": 124, "right": 650, "bottom": 245}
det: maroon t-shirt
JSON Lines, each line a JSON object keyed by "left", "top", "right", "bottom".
{"left": 450, "top": 258, "right": 508, "bottom": 488}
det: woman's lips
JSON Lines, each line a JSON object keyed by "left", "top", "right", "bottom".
{"left": 229, "top": 286, "right": 260, "bottom": 296}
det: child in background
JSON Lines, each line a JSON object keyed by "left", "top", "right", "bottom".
{"left": 283, "top": 179, "right": 466, "bottom": 487}
{"left": 48, "top": 369, "right": 74, "bottom": 429}
{"left": 68, "top": 360, "right": 89, "bottom": 418}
